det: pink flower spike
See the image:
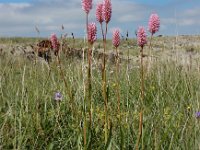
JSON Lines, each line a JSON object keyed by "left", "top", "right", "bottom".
{"left": 112, "top": 29, "right": 120, "bottom": 48}
{"left": 103, "top": 0, "right": 112, "bottom": 24}
{"left": 88, "top": 22, "right": 97, "bottom": 45}
{"left": 50, "top": 33, "right": 59, "bottom": 50}
{"left": 82, "top": 0, "right": 92, "bottom": 14}
{"left": 148, "top": 13, "right": 160, "bottom": 35}
{"left": 96, "top": 3, "right": 104, "bottom": 24}
{"left": 137, "top": 27, "right": 147, "bottom": 48}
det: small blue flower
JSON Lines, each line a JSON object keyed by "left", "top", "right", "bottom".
{"left": 195, "top": 112, "right": 200, "bottom": 118}
{"left": 54, "top": 92, "right": 62, "bottom": 101}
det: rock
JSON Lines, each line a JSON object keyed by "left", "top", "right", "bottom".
{"left": 25, "top": 45, "right": 34, "bottom": 53}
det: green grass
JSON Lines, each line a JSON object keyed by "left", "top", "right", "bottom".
{"left": 0, "top": 42, "right": 200, "bottom": 149}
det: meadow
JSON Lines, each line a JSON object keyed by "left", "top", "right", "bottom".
{"left": 0, "top": 0, "right": 200, "bottom": 149}
{"left": 0, "top": 35, "right": 200, "bottom": 149}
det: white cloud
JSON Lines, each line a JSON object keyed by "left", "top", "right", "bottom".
{"left": 184, "top": 8, "right": 199, "bottom": 17}
{"left": 162, "top": 18, "right": 176, "bottom": 25}
{"left": 178, "top": 19, "right": 200, "bottom": 26}
{"left": 109, "top": 27, "right": 123, "bottom": 34}
{"left": 0, "top": 1, "right": 85, "bottom": 37}
{"left": 179, "top": 19, "right": 194, "bottom": 26}
{"left": 0, "top": 3, "right": 31, "bottom": 9}
{"left": 162, "top": 6, "right": 200, "bottom": 27}
{"left": 118, "top": 14, "right": 143, "bottom": 23}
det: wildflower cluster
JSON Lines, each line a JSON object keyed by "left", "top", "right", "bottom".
{"left": 88, "top": 22, "right": 97, "bottom": 44}
{"left": 112, "top": 29, "right": 120, "bottom": 48}
{"left": 96, "top": 3, "right": 104, "bottom": 24}
{"left": 81, "top": 0, "right": 92, "bottom": 14}
{"left": 137, "top": 27, "right": 147, "bottom": 48}
{"left": 148, "top": 13, "right": 160, "bottom": 35}
{"left": 50, "top": 33, "right": 59, "bottom": 50}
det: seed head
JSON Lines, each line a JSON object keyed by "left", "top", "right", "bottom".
{"left": 112, "top": 29, "right": 120, "bottom": 48}
{"left": 137, "top": 27, "right": 147, "bottom": 48}
{"left": 96, "top": 3, "right": 104, "bottom": 24}
{"left": 88, "top": 22, "right": 97, "bottom": 45}
{"left": 148, "top": 13, "right": 160, "bottom": 35}
{"left": 82, "top": 0, "right": 92, "bottom": 14}
{"left": 103, "top": 0, "right": 112, "bottom": 24}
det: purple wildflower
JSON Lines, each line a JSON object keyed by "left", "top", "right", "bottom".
{"left": 54, "top": 92, "right": 62, "bottom": 101}
{"left": 196, "top": 112, "right": 200, "bottom": 118}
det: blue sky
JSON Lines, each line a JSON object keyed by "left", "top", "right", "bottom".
{"left": 135, "top": 0, "right": 173, "bottom": 5}
{"left": 0, "top": 0, "right": 199, "bottom": 38}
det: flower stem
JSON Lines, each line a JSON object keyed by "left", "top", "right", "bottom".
{"left": 87, "top": 43, "right": 92, "bottom": 128}
{"left": 115, "top": 47, "right": 120, "bottom": 117}
{"left": 102, "top": 23, "right": 108, "bottom": 144}
{"left": 126, "top": 38, "right": 130, "bottom": 121}
{"left": 136, "top": 47, "right": 144, "bottom": 150}
{"left": 100, "top": 23, "right": 104, "bottom": 40}
{"left": 57, "top": 55, "right": 73, "bottom": 109}
{"left": 83, "top": 13, "right": 89, "bottom": 150}
{"left": 149, "top": 34, "right": 153, "bottom": 59}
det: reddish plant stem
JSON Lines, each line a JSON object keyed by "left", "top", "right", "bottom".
{"left": 136, "top": 47, "right": 144, "bottom": 150}
{"left": 83, "top": 13, "right": 89, "bottom": 150}
{"left": 87, "top": 43, "right": 92, "bottom": 128}
{"left": 115, "top": 47, "right": 120, "bottom": 116}
{"left": 149, "top": 34, "right": 153, "bottom": 59}
{"left": 102, "top": 23, "right": 108, "bottom": 144}
{"left": 100, "top": 23, "right": 104, "bottom": 41}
